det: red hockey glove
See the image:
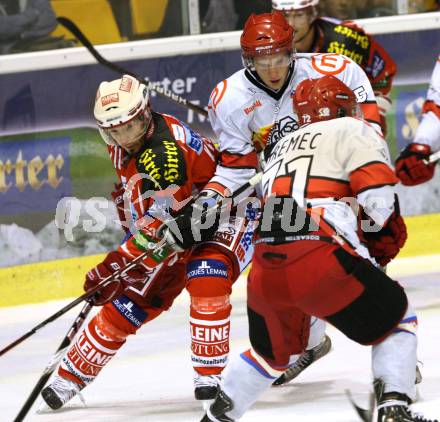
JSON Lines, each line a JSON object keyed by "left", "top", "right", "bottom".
{"left": 395, "top": 143, "right": 435, "bottom": 186}
{"left": 363, "top": 212, "right": 407, "bottom": 267}
{"left": 84, "top": 251, "right": 147, "bottom": 305}
{"left": 111, "top": 182, "right": 130, "bottom": 234}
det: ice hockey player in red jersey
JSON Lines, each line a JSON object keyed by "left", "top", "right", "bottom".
{"left": 271, "top": 0, "right": 396, "bottom": 134}
{"left": 201, "top": 77, "right": 438, "bottom": 422}
{"left": 206, "top": 10, "right": 382, "bottom": 387}
{"left": 40, "top": 74, "right": 258, "bottom": 409}
{"left": 395, "top": 55, "right": 440, "bottom": 185}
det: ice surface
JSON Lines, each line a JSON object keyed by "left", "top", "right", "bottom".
{"left": 1, "top": 268, "right": 439, "bottom": 421}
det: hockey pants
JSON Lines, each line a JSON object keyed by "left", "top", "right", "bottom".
{"left": 58, "top": 244, "right": 239, "bottom": 386}
{"left": 217, "top": 241, "right": 418, "bottom": 420}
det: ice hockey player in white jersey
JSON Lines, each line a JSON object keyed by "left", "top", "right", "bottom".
{"left": 205, "top": 10, "right": 381, "bottom": 386}
{"left": 206, "top": 11, "right": 382, "bottom": 198}
{"left": 201, "top": 76, "right": 438, "bottom": 422}
{"left": 395, "top": 55, "right": 440, "bottom": 185}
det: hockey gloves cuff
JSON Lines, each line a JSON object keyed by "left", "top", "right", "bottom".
{"left": 362, "top": 201, "right": 407, "bottom": 267}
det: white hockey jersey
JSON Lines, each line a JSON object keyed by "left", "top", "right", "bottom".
{"left": 414, "top": 55, "right": 440, "bottom": 152}
{"left": 206, "top": 53, "right": 381, "bottom": 196}
{"left": 262, "top": 117, "right": 399, "bottom": 259}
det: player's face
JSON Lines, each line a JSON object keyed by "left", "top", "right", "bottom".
{"left": 106, "top": 111, "right": 150, "bottom": 154}
{"left": 282, "top": 9, "right": 312, "bottom": 42}
{"left": 253, "top": 53, "right": 292, "bottom": 90}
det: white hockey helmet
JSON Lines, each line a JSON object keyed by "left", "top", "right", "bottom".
{"left": 94, "top": 74, "right": 151, "bottom": 146}
{"left": 272, "top": 0, "right": 319, "bottom": 11}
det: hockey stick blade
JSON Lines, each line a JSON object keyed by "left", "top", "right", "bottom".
{"left": 345, "top": 389, "right": 374, "bottom": 422}
{"left": 56, "top": 17, "right": 208, "bottom": 118}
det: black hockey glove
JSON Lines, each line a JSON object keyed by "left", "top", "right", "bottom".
{"left": 160, "top": 191, "right": 226, "bottom": 251}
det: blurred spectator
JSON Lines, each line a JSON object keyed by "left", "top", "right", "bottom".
{"left": 200, "top": 0, "right": 238, "bottom": 33}
{"left": 365, "top": 0, "right": 396, "bottom": 17}
{"left": 321, "top": 0, "right": 357, "bottom": 19}
{"left": 403, "top": 0, "right": 440, "bottom": 12}
{"left": 234, "top": 0, "right": 272, "bottom": 29}
{"left": 108, "top": 0, "right": 132, "bottom": 39}
{"left": 153, "top": 0, "right": 184, "bottom": 38}
{"left": 200, "top": 0, "right": 271, "bottom": 33}
{"left": 0, "top": 0, "right": 57, "bottom": 54}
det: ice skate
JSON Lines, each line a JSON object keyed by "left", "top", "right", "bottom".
{"left": 41, "top": 375, "right": 83, "bottom": 410}
{"left": 273, "top": 335, "right": 332, "bottom": 386}
{"left": 378, "top": 392, "right": 438, "bottom": 422}
{"left": 200, "top": 388, "right": 235, "bottom": 421}
{"left": 194, "top": 373, "right": 221, "bottom": 401}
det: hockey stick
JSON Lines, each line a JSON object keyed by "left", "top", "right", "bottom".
{"left": 13, "top": 300, "right": 93, "bottom": 422}
{"left": 424, "top": 150, "right": 440, "bottom": 165}
{"left": 56, "top": 17, "right": 208, "bottom": 118}
{"left": 345, "top": 389, "right": 374, "bottom": 422}
{"left": 0, "top": 249, "right": 151, "bottom": 357}
{"left": 0, "top": 174, "right": 262, "bottom": 357}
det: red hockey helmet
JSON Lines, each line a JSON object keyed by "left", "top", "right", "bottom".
{"left": 240, "top": 12, "right": 294, "bottom": 60}
{"left": 293, "top": 76, "right": 358, "bottom": 126}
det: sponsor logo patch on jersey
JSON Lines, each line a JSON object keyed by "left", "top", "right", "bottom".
{"left": 171, "top": 123, "right": 186, "bottom": 143}
{"left": 244, "top": 99, "right": 262, "bottom": 115}
{"left": 112, "top": 295, "right": 148, "bottom": 327}
{"left": 172, "top": 122, "right": 203, "bottom": 154}
{"left": 136, "top": 134, "right": 187, "bottom": 189}
{"left": 186, "top": 259, "right": 228, "bottom": 279}
{"left": 312, "top": 53, "right": 351, "bottom": 76}
{"left": 187, "top": 127, "right": 203, "bottom": 154}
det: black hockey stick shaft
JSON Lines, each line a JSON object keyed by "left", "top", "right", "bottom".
{"left": 13, "top": 300, "right": 93, "bottom": 422}
{"left": 0, "top": 176, "right": 261, "bottom": 357}
{"left": 56, "top": 17, "right": 208, "bottom": 118}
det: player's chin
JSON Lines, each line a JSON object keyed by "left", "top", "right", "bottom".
{"left": 269, "top": 80, "right": 283, "bottom": 90}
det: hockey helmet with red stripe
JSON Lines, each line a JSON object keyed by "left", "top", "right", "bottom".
{"left": 294, "top": 76, "right": 359, "bottom": 126}
{"left": 94, "top": 74, "right": 152, "bottom": 152}
{"left": 241, "top": 12, "right": 294, "bottom": 60}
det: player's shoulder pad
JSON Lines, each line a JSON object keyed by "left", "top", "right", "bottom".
{"left": 135, "top": 114, "right": 188, "bottom": 191}
{"left": 163, "top": 113, "right": 206, "bottom": 156}
{"left": 339, "top": 20, "right": 366, "bottom": 33}
{"left": 208, "top": 69, "right": 253, "bottom": 115}
{"left": 343, "top": 117, "right": 387, "bottom": 149}
{"left": 297, "top": 52, "right": 359, "bottom": 76}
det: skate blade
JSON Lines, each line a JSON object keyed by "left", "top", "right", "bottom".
{"left": 201, "top": 399, "right": 215, "bottom": 412}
